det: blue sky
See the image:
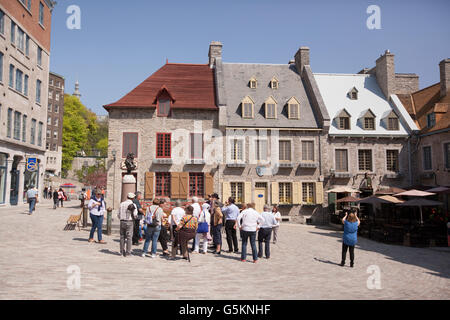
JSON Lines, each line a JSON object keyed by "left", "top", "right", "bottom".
{"left": 50, "top": 0, "right": 450, "bottom": 115}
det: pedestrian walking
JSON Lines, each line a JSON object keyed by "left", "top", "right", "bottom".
{"left": 210, "top": 199, "right": 223, "bottom": 254}
{"left": 26, "top": 185, "right": 39, "bottom": 215}
{"left": 43, "top": 186, "right": 48, "bottom": 199}
{"left": 88, "top": 190, "right": 107, "bottom": 244}
{"left": 52, "top": 189, "right": 59, "bottom": 209}
{"left": 194, "top": 203, "right": 211, "bottom": 254}
{"left": 142, "top": 199, "right": 164, "bottom": 258}
{"left": 258, "top": 205, "right": 278, "bottom": 259}
{"left": 48, "top": 186, "right": 52, "bottom": 200}
{"left": 340, "top": 209, "right": 360, "bottom": 267}
{"left": 171, "top": 205, "right": 198, "bottom": 260}
{"left": 221, "top": 197, "right": 240, "bottom": 253}
{"left": 58, "top": 188, "right": 64, "bottom": 207}
{"left": 79, "top": 188, "right": 87, "bottom": 208}
{"left": 132, "top": 191, "right": 145, "bottom": 245}
{"left": 271, "top": 205, "right": 281, "bottom": 244}
{"left": 237, "top": 203, "right": 264, "bottom": 263}
{"left": 117, "top": 193, "right": 138, "bottom": 257}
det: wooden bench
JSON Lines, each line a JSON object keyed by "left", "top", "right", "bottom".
{"left": 64, "top": 210, "right": 83, "bottom": 231}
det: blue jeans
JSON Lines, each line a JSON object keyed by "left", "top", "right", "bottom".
{"left": 89, "top": 214, "right": 103, "bottom": 241}
{"left": 28, "top": 198, "right": 36, "bottom": 214}
{"left": 143, "top": 225, "right": 161, "bottom": 255}
{"left": 241, "top": 230, "right": 258, "bottom": 261}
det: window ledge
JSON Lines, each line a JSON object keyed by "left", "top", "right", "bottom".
{"left": 385, "top": 173, "right": 401, "bottom": 179}
{"left": 227, "top": 162, "right": 246, "bottom": 168}
{"left": 299, "top": 162, "right": 318, "bottom": 168}
{"left": 8, "top": 86, "right": 29, "bottom": 100}
{"left": 334, "top": 172, "right": 352, "bottom": 178}
{"left": 18, "top": 1, "right": 33, "bottom": 15}
{"left": 185, "top": 159, "right": 205, "bottom": 165}
{"left": 0, "top": 33, "right": 5, "bottom": 41}
{"left": 37, "top": 64, "right": 43, "bottom": 70}
{"left": 153, "top": 158, "right": 173, "bottom": 165}
{"left": 278, "top": 162, "right": 294, "bottom": 168}
{"left": 39, "top": 23, "right": 45, "bottom": 30}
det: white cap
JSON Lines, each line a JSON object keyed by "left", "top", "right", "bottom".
{"left": 127, "top": 192, "right": 136, "bottom": 199}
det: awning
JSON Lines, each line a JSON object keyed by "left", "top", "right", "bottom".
{"left": 396, "top": 199, "right": 443, "bottom": 207}
{"left": 326, "top": 186, "right": 361, "bottom": 193}
{"left": 394, "top": 189, "right": 435, "bottom": 197}
{"left": 375, "top": 187, "right": 407, "bottom": 195}
{"left": 358, "top": 195, "right": 403, "bottom": 204}
{"left": 425, "top": 186, "right": 450, "bottom": 194}
{"left": 336, "top": 196, "right": 361, "bottom": 203}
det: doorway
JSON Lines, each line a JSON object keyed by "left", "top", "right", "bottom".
{"left": 10, "top": 156, "right": 21, "bottom": 206}
{"left": 254, "top": 182, "right": 267, "bottom": 213}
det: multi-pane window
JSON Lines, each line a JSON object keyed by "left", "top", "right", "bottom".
{"left": 22, "top": 114, "right": 27, "bottom": 142}
{"left": 301, "top": 141, "right": 314, "bottom": 161}
{"left": 36, "top": 80, "right": 41, "bottom": 103}
{"left": 270, "top": 79, "right": 278, "bottom": 89}
{"left": 122, "top": 132, "right": 138, "bottom": 158}
{"left": 266, "top": 103, "right": 276, "bottom": 119}
{"left": 243, "top": 103, "right": 253, "bottom": 118}
{"left": 427, "top": 113, "right": 436, "bottom": 128}
{"left": 339, "top": 117, "right": 350, "bottom": 129}
{"left": 302, "top": 182, "right": 315, "bottom": 204}
{"left": 15, "top": 69, "right": 23, "bottom": 93}
{"left": 24, "top": 75, "right": 28, "bottom": 96}
{"left": 230, "top": 182, "right": 244, "bottom": 204}
{"left": 0, "top": 52, "right": 3, "bottom": 83}
{"left": 46, "top": 129, "right": 50, "bottom": 139}
{"left": 17, "top": 27, "right": 25, "bottom": 51}
{"left": 190, "top": 133, "right": 203, "bottom": 159}
{"left": 388, "top": 117, "right": 399, "bottom": 130}
{"left": 358, "top": 150, "right": 372, "bottom": 171}
{"left": 155, "top": 172, "right": 171, "bottom": 197}
{"left": 279, "top": 183, "right": 292, "bottom": 204}
{"left": 54, "top": 104, "right": 58, "bottom": 113}
{"left": 279, "top": 140, "right": 291, "bottom": 161}
{"left": 54, "top": 118, "right": 58, "bottom": 127}
{"left": 19, "top": 0, "right": 32, "bottom": 10}
{"left": 47, "top": 116, "right": 51, "bottom": 125}
{"left": 48, "top": 104, "right": 52, "bottom": 112}
{"left": 38, "top": 122, "right": 43, "bottom": 146}
{"left": 39, "top": 2, "right": 44, "bottom": 25}
{"left": 189, "top": 173, "right": 204, "bottom": 197}
{"left": 0, "top": 10, "right": 4, "bottom": 35}
{"left": 9, "top": 64, "right": 14, "bottom": 87}
{"left": 231, "top": 139, "right": 244, "bottom": 161}
{"left": 249, "top": 79, "right": 257, "bottom": 89}
{"left": 386, "top": 150, "right": 399, "bottom": 172}
{"left": 156, "top": 133, "right": 171, "bottom": 158}
{"left": 48, "top": 90, "right": 52, "bottom": 99}
{"left": 53, "top": 130, "right": 57, "bottom": 139}
{"left": 37, "top": 47, "right": 42, "bottom": 66}
{"left": 289, "top": 103, "right": 300, "bottom": 119}
{"left": 158, "top": 99, "right": 170, "bottom": 116}
{"left": 444, "top": 143, "right": 450, "bottom": 169}
{"left": 25, "top": 35, "right": 30, "bottom": 56}
{"left": 364, "top": 117, "right": 375, "bottom": 130}
{"left": 55, "top": 93, "right": 59, "bottom": 101}
{"left": 423, "top": 146, "right": 432, "bottom": 171}
{"left": 30, "top": 119, "right": 36, "bottom": 145}
{"left": 13, "top": 111, "right": 21, "bottom": 140}
{"left": 7, "top": 108, "right": 12, "bottom": 138}
{"left": 255, "top": 139, "right": 268, "bottom": 161}
{"left": 335, "top": 149, "right": 348, "bottom": 172}
{"left": 10, "top": 21, "right": 15, "bottom": 44}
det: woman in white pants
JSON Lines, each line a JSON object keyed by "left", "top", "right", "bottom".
{"left": 194, "top": 203, "right": 211, "bottom": 254}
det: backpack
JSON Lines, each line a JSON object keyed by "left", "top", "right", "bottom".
{"left": 145, "top": 206, "right": 159, "bottom": 227}
{"left": 78, "top": 193, "right": 85, "bottom": 200}
{"left": 127, "top": 203, "right": 136, "bottom": 220}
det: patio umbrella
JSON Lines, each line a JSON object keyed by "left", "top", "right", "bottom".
{"left": 394, "top": 189, "right": 435, "bottom": 197}
{"left": 396, "top": 198, "right": 443, "bottom": 224}
{"left": 60, "top": 183, "right": 76, "bottom": 188}
{"left": 375, "top": 187, "right": 406, "bottom": 195}
{"left": 357, "top": 195, "right": 395, "bottom": 204}
{"left": 425, "top": 186, "right": 450, "bottom": 194}
{"left": 326, "top": 186, "right": 361, "bottom": 193}
{"left": 336, "top": 196, "right": 360, "bottom": 203}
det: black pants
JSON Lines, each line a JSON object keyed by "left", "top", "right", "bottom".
{"left": 158, "top": 225, "right": 169, "bottom": 251}
{"left": 225, "top": 220, "right": 238, "bottom": 251}
{"left": 132, "top": 219, "right": 141, "bottom": 244}
{"left": 258, "top": 228, "right": 272, "bottom": 258}
{"left": 341, "top": 243, "right": 355, "bottom": 263}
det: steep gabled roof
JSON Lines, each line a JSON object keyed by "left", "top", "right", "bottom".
{"left": 104, "top": 63, "right": 217, "bottom": 111}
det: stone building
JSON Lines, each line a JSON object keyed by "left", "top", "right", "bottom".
{"left": 0, "top": 0, "right": 54, "bottom": 206}
{"left": 398, "top": 58, "right": 450, "bottom": 188}
{"left": 45, "top": 71, "right": 64, "bottom": 178}
{"left": 314, "top": 50, "right": 420, "bottom": 220}
{"left": 210, "top": 42, "right": 330, "bottom": 222}
{"left": 103, "top": 63, "right": 219, "bottom": 209}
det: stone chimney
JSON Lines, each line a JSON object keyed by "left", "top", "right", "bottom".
{"left": 208, "top": 41, "right": 223, "bottom": 68}
{"left": 375, "top": 50, "right": 395, "bottom": 99}
{"left": 439, "top": 59, "right": 450, "bottom": 98}
{"left": 294, "top": 47, "right": 310, "bottom": 73}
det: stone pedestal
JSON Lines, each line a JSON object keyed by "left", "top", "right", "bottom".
{"left": 121, "top": 174, "right": 136, "bottom": 202}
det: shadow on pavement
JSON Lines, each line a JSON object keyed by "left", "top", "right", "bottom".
{"left": 99, "top": 249, "right": 122, "bottom": 256}
{"left": 72, "top": 237, "right": 89, "bottom": 242}
{"left": 313, "top": 257, "right": 341, "bottom": 267}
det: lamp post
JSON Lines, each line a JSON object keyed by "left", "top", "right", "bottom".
{"left": 111, "top": 150, "right": 116, "bottom": 210}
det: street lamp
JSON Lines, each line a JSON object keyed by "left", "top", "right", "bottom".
{"left": 111, "top": 149, "right": 117, "bottom": 210}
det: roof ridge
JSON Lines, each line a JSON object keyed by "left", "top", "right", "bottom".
{"left": 166, "top": 62, "right": 209, "bottom": 66}
{"left": 412, "top": 82, "right": 440, "bottom": 95}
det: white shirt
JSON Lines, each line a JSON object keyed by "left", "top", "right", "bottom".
{"left": 169, "top": 207, "right": 186, "bottom": 226}
{"left": 237, "top": 208, "right": 265, "bottom": 232}
{"left": 198, "top": 209, "right": 211, "bottom": 225}
{"left": 192, "top": 203, "right": 201, "bottom": 218}
{"left": 88, "top": 197, "right": 106, "bottom": 216}
{"left": 117, "top": 199, "right": 137, "bottom": 221}
{"left": 273, "top": 211, "right": 281, "bottom": 226}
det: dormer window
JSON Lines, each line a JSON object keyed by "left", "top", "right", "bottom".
{"left": 336, "top": 109, "right": 351, "bottom": 130}
{"left": 348, "top": 87, "right": 358, "bottom": 100}
{"left": 360, "top": 109, "right": 376, "bottom": 130}
{"left": 265, "top": 96, "right": 277, "bottom": 119}
{"left": 158, "top": 99, "right": 171, "bottom": 117}
{"left": 270, "top": 77, "right": 279, "bottom": 89}
{"left": 249, "top": 77, "right": 257, "bottom": 89}
{"left": 287, "top": 97, "right": 300, "bottom": 119}
{"left": 154, "top": 86, "right": 174, "bottom": 117}
{"left": 388, "top": 117, "right": 399, "bottom": 130}
{"left": 427, "top": 113, "right": 436, "bottom": 128}
{"left": 242, "top": 96, "right": 255, "bottom": 119}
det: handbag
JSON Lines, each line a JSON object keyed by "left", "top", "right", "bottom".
{"left": 197, "top": 212, "right": 208, "bottom": 234}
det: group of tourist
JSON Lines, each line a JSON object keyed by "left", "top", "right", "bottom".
{"left": 104, "top": 192, "right": 283, "bottom": 263}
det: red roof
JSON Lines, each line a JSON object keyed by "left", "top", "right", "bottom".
{"left": 104, "top": 63, "right": 217, "bottom": 110}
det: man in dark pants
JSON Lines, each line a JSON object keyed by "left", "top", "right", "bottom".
{"left": 132, "top": 191, "right": 144, "bottom": 245}
{"left": 258, "top": 205, "right": 278, "bottom": 259}
{"left": 221, "top": 197, "right": 240, "bottom": 253}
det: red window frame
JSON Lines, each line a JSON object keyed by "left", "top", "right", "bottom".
{"left": 157, "top": 99, "right": 171, "bottom": 117}
{"left": 156, "top": 133, "right": 171, "bottom": 158}
{"left": 122, "top": 132, "right": 138, "bottom": 158}
{"left": 155, "top": 172, "right": 171, "bottom": 197}
{"left": 189, "top": 173, "right": 204, "bottom": 197}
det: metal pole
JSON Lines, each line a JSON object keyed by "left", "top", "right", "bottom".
{"left": 106, "top": 207, "right": 112, "bottom": 235}
{"left": 82, "top": 204, "right": 88, "bottom": 228}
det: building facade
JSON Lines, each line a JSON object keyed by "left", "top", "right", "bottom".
{"left": 45, "top": 71, "right": 64, "bottom": 178}
{"left": 0, "top": 0, "right": 54, "bottom": 206}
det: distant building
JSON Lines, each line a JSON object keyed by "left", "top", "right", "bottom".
{"left": 73, "top": 80, "right": 81, "bottom": 99}
{"left": 0, "top": 0, "right": 55, "bottom": 206}
{"left": 45, "top": 71, "right": 64, "bottom": 178}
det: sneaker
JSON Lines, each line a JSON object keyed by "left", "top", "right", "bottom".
{"left": 350, "top": 262, "right": 354, "bottom": 268}
{"left": 234, "top": 250, "right": 239, "bottom": 254}
{"left": 240, "top": 259, "right": 246, "bottom": 262}
{"left": 151, "top": 254, "right": 156, "bottom": 258}
{"left": 201, "top": 251, "right": 207, "bottom": 254}
{"left": 141, "top": 253, "right": 147, "bottom": 258}
{"left": 88, "top": 239, "right": 95, "bottom": 243}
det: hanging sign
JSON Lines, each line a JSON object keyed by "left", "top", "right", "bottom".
{"left": 26, "top": 157, "right": 38, "bottom": 172}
